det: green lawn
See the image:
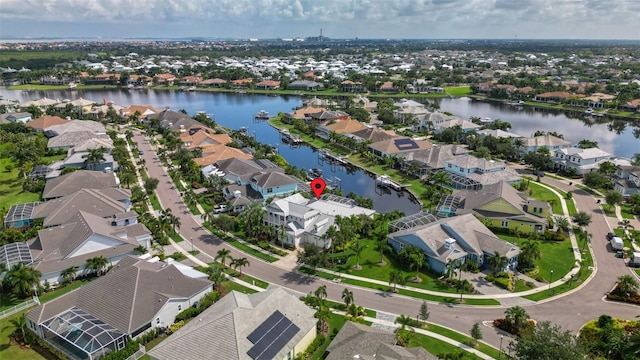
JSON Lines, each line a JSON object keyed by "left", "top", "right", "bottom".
{"left": 409, "top": 332, "right": 482, "bottom": 360}
{"left": 424, "top": 322, "right": 503, "bottom": 359}
{"left": 222, "top": 280, "right": 258, "bottom": 294}
{"left": 444, "top": 86, "right": 472, "bottom": 97}
{"left": 212, "top": 230, "right": 279, "bottom": 263}
{"left": 0, "top": 157, "right": 40, "bottom": 209}
{"left": 223, "top": 268, "right": 270, "bottom": 289}
{"left": 497, "top": 234, "right": 574, "bottom": 284}
{"left": 528, "top": 182, "right": 563, "bottom": 214}
{"left": 311, "top": 314, "right": 347, "bottom": 360}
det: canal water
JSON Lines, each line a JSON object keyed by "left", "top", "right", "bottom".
{"left": 2, "top": 88, "right": 638, "bottom": 213}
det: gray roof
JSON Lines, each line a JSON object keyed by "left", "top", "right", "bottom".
{"left": 147, "top": 110, "right": 201, "bottom": 131}
{"left": 251, "top": 171, "right": 297, "bottom": 188}
{"left": 326, "top": 321, "right": 437, "bottom": 360}
{"left": 47, "top": 131, "right": 110, "bottom": 149}
{"left": 520, "top": 134, "right": 571, "bottom": 148}
{"left": 28, "top": 211, "right": 150, "bottom": 275}
{"left": 148, "top": 286, "right": 316, "bottom": 360}
{"left": 43, "top": 170, "right": 119, "bottom": 199}
{"left": 28, "top": 255, "right": 212, "bottom": 334}
{"left": 401, "top": 144, "right": 470, "bottom": 170}
{"left": 32, "top": 188, "right": 130, "bottom": 227}
{"left": 350, "top": 127, "right": 398, "bottom": 143}
{"left": 388, "top": 213, "right": 520, "bottom": 262}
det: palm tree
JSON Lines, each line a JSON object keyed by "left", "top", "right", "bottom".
{"left": 85, "top": 256, "right": 108, "bottom": 276}
{"left": 118, "top": 172, "right": 137, "bottom": 189}
{"left": 5, "top": 263, "right": 41, "bottom": 298}
{"left": 519, "top": 240, "right": 541, "bottom": 270}
{"left": 351, "top": 240, "right": 366, "bottom": 270}
{"left": 205, "top": 264, "right": 226, "bottom": 291}
{"left": 231, "top": 257, "right": 250, "bottom": 276}
{"left": 314, "top": 284, "right": 327, "bottom": 300}
{"left": 431, "top": 171, "right": 452, "bottom": 196}
{"left": 10, "top": 313, "right": 28, "bottom": 342}
{"left": 389, "top": 270, "right": 404, "bottom": 292}
{"left": 618, "top": 219, "right": 635, "bottom": 239}
{"left": 346, "top": 303, "right": 365, "bottom": 320}
{"left": 82, "top": 147, "right": 108, "bottom": 170}
{"left": 315, "top": 306, "right": 331, "bottom": 334}
{"left": 572, "top": 211, "right": 592, "bottom": 227}
{"left": 579, "top": 230, "right": 593, "bottom": 252}
{"left": 341, "top": 288, "right": 354, "bottom": 308}
{"left": 615, "top": 274, "right": 639, "bottom": 295}
{"left": 505, "top": 306, "right": 530, "bottom": 332}
{"left": 399, "top": 245, "right": 425, "bottom": 281}
{"left": 487, "top": 251, "right": 508, "bottom": 275}
{"left": 215, "top": 248, "right": 232, "bottom": 268}
{"left": 554, "top": 216, "right": 570, "bottom": 234}
{"left": 395, "top": 314, "right": 413, "bottom": 331}
{"left": 374, "top": 237, "right": 391, "bottom": 264}
{"left": 61, "top": 266, "right": 78, "bottom": 284}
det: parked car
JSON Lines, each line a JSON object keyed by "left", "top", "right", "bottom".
{"left": 533, "top": 170, "right": 545, "bottom": 177}
{"left": 214, "top": 204, "right": 228, "bottom": 214}
{"left": 606, "top": 232, "right": 615, "bottom": 241}
{"left": 138, "top": 150, "right": 144, "bottom": 155}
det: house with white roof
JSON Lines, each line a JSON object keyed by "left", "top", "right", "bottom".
{"left": 518, "top": 134, "right": 571, "bottom": 156}
{"left": 613, "top": 165, "right": 640, "bottom": 198}
{"left": 552, "top": 147, "right": 614, "bottom": 175}
{"left": 263, "top": 193, "right": 375, "bottom": 248}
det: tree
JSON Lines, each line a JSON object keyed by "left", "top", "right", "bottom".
{"left": 470, "top": 322, "right": 483, "bottom": 345}
{"left": 346, "top": 303, "right": 365, "bottom": 320}
{"left": 11, "top": 313, "right": 28, "bottom": 343}
{"left": 297, "top": 243, "right": 328, "bottom": 270}
{"left": 341, "top": 288, "right": 354, "bottom": 308}
{"left": 505, "top": 306, "right": 530, "bottom": 333}
{"left": 85, "top": 256, "right": 108, "bottom": 276}
{"left": 554, "top": 216, "right": 570, "bottom": 234}
{"left": 487, "top": 251, "right": 508, "bottom": 275}
{"left": 399, "top": 245, "right": 425, "bottom": 281}
{"left": 431, "top": 171, "right": 452, "bottom": 196}
{"left": 144, "top": 177, "right": 160, "bottom": 194}
{"left": 118, "top": 172, "right": 137, "bottom": 189}
{"left": 577, "top": 139, "right": 598, "bottom": 149}
{"left": 618, "top": 219, "right": 635, "bottom": 239}
{"left": 231, "top": 257, "right": 250, "bottom": 276}
{"left": 419, "top": 300, "right": 430, "bottom": 321}
{"left": 61, "top": 266, "right": 78, "bottom": 284}
{"left": 604, "top": 190, "right": 623, "bottom": 208}
{"left": 518, "top": 240, "right": 541, "bottom": 271}
{"left": 572, "top": 211, "right": 592, "bottom": 227}
{"left": 204, "top": 264, "right": 226, "bottom": 291}
{"left": 351, "top": 240, "right": 366, "bottom": 269}
{"left": 523, "top": 147, "right": 552, "bottom": 171}
{"left": 314, "top": 284, "right": 327, "bottom": 300}
{"left": 4, "top": 263, "right": 41, "bottom": 298}
{"left": 509, "top": 321, "right": 585, "bottom": 360}
{"left": 215, "top": 248, "right": 232, "bottom": 268}
{"left": 389, "top": 270, "right": 405, "bottom": 292}
{"left": 583, "top": 171, "right": 611, "bottom": 189}
{"left": 615, "top": 274, "right": 639, "bottom": 295}
{"left": 160, "top": 208, "right": 181, "bottom": 233}
{"left": 374, "top": 237, "right": 391, "bottom": 264}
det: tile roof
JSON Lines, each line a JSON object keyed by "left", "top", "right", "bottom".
{"left": 43, "top": 170, "right": 119, "bottom": 199}
{"left": 25, "top": 116, "right": 69, "bottom": 130}
{"left": 520, "top": 134, "right": 571, "bottom": 148}
{"left": 368, "top": 137, "right": 432, "bottom": 155}
{"left": 45, "top": 120, "right": 106, "bottom": 134}
{"left": 148, "top": 286, "right": 316, "bottom": 360}
{"left": 400, "top": 144, "right": 470, "bottom": 169}
{"left": 349, "top": 127, "right": 398, "bottom": 143}
{"left": 28, "top": 255, "right": 211, "bottom": 334}
{"left": 322, "top": 119, "right": 366, "bottom": 134}
{"left": 251, "top": 171, "right": 297, "bottom": 189}
{"left": 47, "top": 131, "right": 110, "bottom": 149}
{"left": 194, "top": 145, "right": 253, "bottom": 166}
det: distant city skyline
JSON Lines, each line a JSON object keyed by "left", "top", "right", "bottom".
{"left": 0, "top": 0, "right": 639, "bottom": 40}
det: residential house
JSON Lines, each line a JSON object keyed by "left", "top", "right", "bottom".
{"left": 613, "top": 165, "right": 640, "bottom": 198}
{"left": 619, "top": 99, "right": 640, "bottom": 112}
{"left": 476, "top": 129, "right": 523, "bottom": 140}
{"left": 552, "top": 147, "right": 614, "bottom": 175}
{"left": 146, "top": 110, "right": 202, "bottom": 132}
{"left": 25, "top": 116, "right": 69, "bottom": 132}
{"left": 393, "top": 99, "right": 431, "bottom": 123}
{"left": 444, "top": 155, "right": 521, "bottom": 188}
{"left": 230, "top": 78, "right": 253, "bottom": 89}
{"left": 379, "top": 81, "right": 399, "bottom": 93}
{"left": 432, "top": 117, "right": 481, "bottom": 134}
{"left": 148, "top": 286, "right": 316, "bottom": 360}
{"left": 517, "top": 134, "right": 571, "bottom": 156}
{"left": 368, "top": 137, "right": 432, "bottom": 158}
{"left": 31, "top": 188, "right": 132, "bottom": 228}
{"left": 181, "top": 129, "right": 231, "bottom": 149}
{"left": 340, "top": 80, "right": 367, "bottom": 93}
{"left": 21, "top": 97, "right": 59, "bottom": 111}
{"left": 303, "top": 97, "right": 337, "bottom": 108}
{"left": 412, "top": 112, "right": 472, "bottom": 133}
{"left": 44, "top": 120, "right": 108, "bottom": 150}
{"left": 0, "top": 111, "right": 32, "bottom": 123}
{"left": 199, "top": 78, "right": 227, "bottom": 87}
{"left": 326, "top": 321, "right": 436, "bottom": 360}
{"left": 154, "top": 73, "right": 176, "bottom": 86}
{"left": 263, "top": 193, "right": 375, "bottom": 248}
{"left": 307, "top": 110, "right": 350, "bottom": 124}
{"left": 120, "top": 104, "right": 158, "bottom": 119}
{"left": 351, "top": 95, "right": 378, "bottom": 113}
{"left": 179, "top": 75, "right": 202, "bottom": 86}
{"left": 285, "top": 106, "right": 326, "bottom": 121}
{"left": 27, "top": 210, "right": 152, "bottom": 284}
{"left": 578, "top": 92, "right": 616, "bottom": 109}
{"left": 194, "top": 144, "right": 253, "bottom": 167}
{"left": 443, "top": 181, "right": 549, "bottom": 234}
{"left": 387, "top": 213, "right": 520, "bottom": 274}
{"left": 315, "top": 119, "right": 366, "bottom": 140}
{"left": 27, "top": 255, "right": 211, "bottom": 360}
{"left": 534, "top": 92, "right": 584, "bottom": 103}
{"left": 43, "top": 170, "right": 120, "bottom": 200}
{"left": 255, "top": 80, "right": 281, "bottom": 90}
{"left": 49, "top": 137, "right": 117, "bottom": 173}
{"left": 287, "top": 80, "right": 324, "bottom": 91}
{"left": 399, "top": 144, "right": 470, "bottom": 178}
{"left": 348, "top": 127, "right": 397, "bottom": 143}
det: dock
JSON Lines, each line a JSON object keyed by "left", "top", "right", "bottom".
{"left": 319, "top": 150, "right": 348, "bottom": 165}
{"left": 375, "top": 175, "right": 406, "bottom": 191}
{"left": 279, "top": 129, "right": 304, "bottom": 144}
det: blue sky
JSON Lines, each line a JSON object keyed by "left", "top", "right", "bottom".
{"left": 1, "top": 0, "right": 639, "bottom": 40}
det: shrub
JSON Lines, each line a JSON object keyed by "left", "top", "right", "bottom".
{"left": 485, "top": 274, "right": 495, "bottom": 282}
{"left": 175, "top": 307, "right": 201, "bottom": 322}
{"left": 167, "top": 320, "right": 185, "bottom": 335}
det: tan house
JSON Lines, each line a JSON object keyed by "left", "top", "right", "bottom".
{"left": 230, "top": 78, "right": 253, "bottom": 89}
{"left": 368, "top": 136, "right": 432, "bottom": 158}
{"left": 316, "top": 119, "right": 366, "bottom": 139}
{"left": 180, "top": 130, "right": 232, "bottom": 149}
{"left": 199, "top": 78, "right": 227, "bottom": 87}
{"left": 26, "top": 116, "right": 68, "bottom": 132}
{"left": 255, "top": 80, "right": 281, "bottom": 90}
{"left": 534, "top": 91, "right": 584, "bottom": 103}
{"left": 154, "top": 73, "right": 176, "bottom": 86}
{"left": 194, "top": 144, "right": 253, "bottom": 166}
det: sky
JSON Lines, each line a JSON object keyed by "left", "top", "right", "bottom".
{"left": 0, "top": 0, "right": 639, "bottom": 40}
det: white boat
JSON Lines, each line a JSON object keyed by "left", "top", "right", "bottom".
{"left": 189, "top": 86, "right": 196, "bottom": 91}
{"left": 67, "top": 82, "right": 77, "bottom": 90}
{"left": 254, "top": 110, "right": 270, "bottom": 119}
{"left": 480, "top": 117, "right": 493, "bottom": 123}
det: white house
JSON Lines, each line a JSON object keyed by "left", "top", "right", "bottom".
{"left": 613, "top": 165, "right": 640, "bottom": 198}
{"left": 552, "top": 147, "right": 614, "bottom": 175}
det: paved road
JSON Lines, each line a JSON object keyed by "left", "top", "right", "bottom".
{"left": 136, "top": 133, "right": 638, "bottom": 349}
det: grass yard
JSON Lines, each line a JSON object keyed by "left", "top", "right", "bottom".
{"left": 222, "top": 280, "right": 258, "bottom": 294}
{"left": 424, "top": 322, "right": 503, "bottom": 359}
{"left": 444, "top": 86, "right": 472, "bottom": 97}
{"left": 311, "top": 313, "right": 347, "bottom": 360}
{"left": 497, "top": 234, "right": 574, "bottom": 284}
{"left": 409, "top": 332, "right": 482, "bottom": 360}
{"left": 0, "top": 157, "right": 40, "bottom": 209}
{"left": 528, "top": 182, "right": 563, "bottom": 214}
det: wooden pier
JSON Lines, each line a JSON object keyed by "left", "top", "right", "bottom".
{"left": 375, "top": 175, "right": 407, "bottom": 191}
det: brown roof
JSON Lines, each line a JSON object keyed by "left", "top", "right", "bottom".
{"left": 324, "top": 119, "right": 365, "bottom": 134}
{"left": 256, "top": 80, "right": 281, "bottom": 87}
{"left": 28, "top": 255, "right": 211, "bottom": 334}
{"left": 536, "top": 91, "right": 584, "bottom": 99}
{"left": 26, "top": 116, "right": 68, "bottom": 130}
{"left": 181, "top": 130, "right": 232, "bottom": 148}
{"left": 350, "top": 127, "right": 398, "bottom": 142}
{"left": 231, "top": 78, "right": 253, "bottom": 85}
{"left": 369, "top": 137, "right": 432, "bottom": 155}
{"left": 288, "top": 106, "right": 326, "bottom": 120}
{"left": 194, "top": 145, "right": 253, "bottom": 166}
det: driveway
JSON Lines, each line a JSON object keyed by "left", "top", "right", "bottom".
{"left": 135, "top": 133, "right": 639, "bottom": 349}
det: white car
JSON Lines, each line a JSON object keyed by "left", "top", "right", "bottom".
{"left": 214, "top": 204, "right": 228, "bottom": 214}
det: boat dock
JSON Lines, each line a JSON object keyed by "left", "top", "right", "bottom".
{"left": 375, "top": 175, "right": 406, "bottom": 191}
{"left": 319, "top": 151, "right": 348, "bottom": 165}
{"left": 280, "top": 129, "right": 304, "bottom": 144}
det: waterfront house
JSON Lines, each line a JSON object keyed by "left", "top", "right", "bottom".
{"left": 387, "top": 213, "right": 520, "bottom": 274}
{"left": 199, "top": 78, "right": 227, "bottom": 87}
{"left": 263, "top": 193, "right": 375, "bottom": 248}
{"left": 315, "top": 119, "right": 366, "bottom": 140}
{"left": 181, "top": 129, "right": 231, "bottom": 149}
{"left": 0, "top": 111, "right": 32, "bottom": 123}
{"left": 613, "top": 165, "right": 640, "bottom": 198}
{"left": 443, "top": 181, "right": 549, "bottom": 234}
{"left": 392, "top": 98, "right": 431, "bottom": 123}
{"left": 552, "top": 147, "right": 614, "bottom": 175}
{"left": 348, "top": 127, "right": 397, "bottom": 143}
{"left": 154, "top": 73, "right": 176, "bottom": 86}
{"left": 619, "top": 99, "right": 640, "bottom": 112}
{"left": 26, "top": 210, "right": 151, "bottom": 284}
{"left": 27, "top": 255, "right": 211, "bottom": 360}
{"left": 444, "top": 155, "right": 521, "bottom": 188}
{"left": 20, "top": 97, "right": 59, "bottom": 111}
{"left": 255, "top": 80, "right": 281, "bottom": 90}
{"left": 368, "top": 137, "right": 432, "bottom": 158}
{"left": 120, "top": 104, "right": 159, "bottom": 119}
{"left": 288, "top": 80, "right": 324, "bottom": 91}
{"left": 307, "top": 110, "right": 350, "bottom": 124}
{"left": 148, "top": 286, "right": 316, "bottom": 360}
{"left": 476, "top": 129, "right": 522, "bottom": 140}
{"left": 379, "top": 81, "right": 399, "bottom": 93}
{"left": 194, "top": 144, "right": 253, "bottom": 167}
{"left": 285, "top": 106, "right": 327, "bottom": 121}
{"left": 517, "top": 134, "right": 571, "bottom": 156}
{"left": 351, "top": 95, "right": 378, "bottom": 112}
{"left": 340, "top": 80, "right": 367, "bottom": 93}
{"left": 400, "top": 144, "right": 470, "bottom": 178}
{"left": 230, "top": 78, "right": 253, "bottom": 89}
{"left": 432, "top": 117, "right": 481, "bottom": 134}
{"left": 534, "top": 91, "right": 584, "bottom": 103}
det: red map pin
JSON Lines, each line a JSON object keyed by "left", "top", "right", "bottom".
{"left": 310, "top": 178, "right": 326, "bottom": 199}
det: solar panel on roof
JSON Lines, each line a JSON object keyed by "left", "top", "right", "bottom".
{"left": 394, "top": 138, "right": 420, "bottom": 150}
{"left": 247, "top": 310, "right": 300, "bottom": 360}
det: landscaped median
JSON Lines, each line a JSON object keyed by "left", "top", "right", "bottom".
{"left": 203, "top": 225, "right": 280, "bottom": 262}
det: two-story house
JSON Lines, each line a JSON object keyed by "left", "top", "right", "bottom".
{"left": 517, "top": 134, "right": 571, "bottom": 157}
{"left": 552, "top": 147, "right": 614, "bottom": 175}
{"left": 444, "top": 155, "right": 521, "bottom": 188}
{"left": 613, "top": 165, "right": 640, "bottom": 199}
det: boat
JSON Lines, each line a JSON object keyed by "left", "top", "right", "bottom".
{"left": 509, "top": 100, "right": 525, "bottom": 106}
{"left": 67, "top": 82, "right": 77, "bottom": 90}
{"left": 308, "top": 168, "right": 323, "bottom": 178}
{"left": 254, "top": 110, "right": 270, "bottom": 120}
{"left": 188, "top": 86, "right": 196, "bottom": 91}
{"left": 480, "top": 117, "right": 493, "bottom": 123}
